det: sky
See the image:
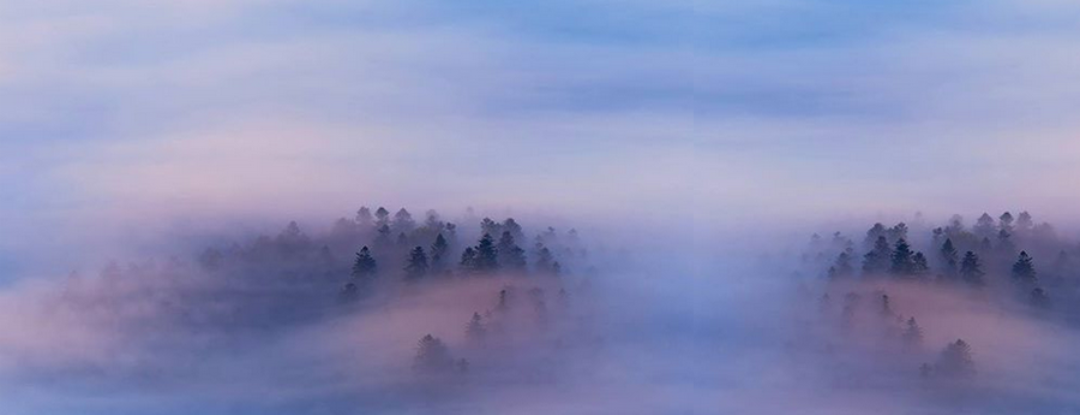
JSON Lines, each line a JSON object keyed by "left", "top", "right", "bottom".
{"left": 3, "top": 0, "right": 1080, "bottom": 277}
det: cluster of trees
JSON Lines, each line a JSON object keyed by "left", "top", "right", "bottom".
{"left": 819, "top": 289, "right": 977, "bottom": 382}
{"left": 811, "top": 211, "right": 1072, "bottom": 308}
{"left": 412, "top": 284, "right": 575, "bottom": 378}
{"left": 339, "top": 207, "right": 577, "bottom": 301}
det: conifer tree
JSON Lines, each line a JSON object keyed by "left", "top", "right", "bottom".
{"left": 404, "top": 246, "right": 429, "bottom": 281}
{"left": 959, "top": 251, "right": 984, "bottom": 286}
{"left": 460, "top": 247, "right": 478, "bottom": 273}
{"left": 862, "top": 236, "right": 892, "bottom": 275}
{"left": 413, "top": 334, "right": 454, "bottom": 374}
{"left": 974, "top": 213, "right": 995, "bottom": 237}
{"left": 1017, "top": 211, "right": 1034, "bottom": 233}
{"left": 890, "top": 238, "right": 916, "bottom": 276}
{"left": 936, "top": 339, "right": 975, "bottom": 378}
{"left": 830, "top": 250, "right": 855, "bottom": 278}
{"left": 496, "top": 231, "right": 527, "bottom": 273}
{"left": 356, "top": 206, "right": 373, "bottom": 227}
{"left": 430, "top": 233, "right": 449, "bottom": 274}
{"left": 375, "top": 207, "right": 390, "bottom": 228}
{"left": 393, "top": 208, "right": 416, "bottom": 233}
{"left": 999, "top": 211, "right": 1014, "bottom": 232}
{"left": 1012, "top": 251, "right": 1037, "bottom": 285}
{"left": 534, "top": 242, "right": 557, "bottom": 275}
{"left": 940, "top": 238, "right": 959, "bottom": 276}
{"left": 474, "top": 233, "right": 499, "bottom": 273}
{"left": 352, "top": 246, "right": 377, "bottom": 279}
{"left": 912, "top": 252, "right": 930, "bottom": 277}
{"left": 902, "top": 317, "right": 923, "bottom": 349}
{"left": 465, "top": 312, "right": 486, "bottom": 342}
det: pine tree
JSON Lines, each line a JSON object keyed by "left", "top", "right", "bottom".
{"left": 460, "top": 247, "right": 478, "bottom": 273}
{"left": 465, "top": 312, "right": 486, "bottom": 342}
{"left": 890, "top": 238, "right": 916, "bottom": 276}
{"left": 974, "top": 213, "right": 995, "bottom": 237}
{"left": 864, "top": 223, "right": 887, "bottom": 249}
{"left": 940, "top": 239, "right": 959, "bottom": 276}
{"left": 413, "top": 334, "right": 454, "bottom": 374}
{"left": 393, "top": 208, "right": 416, "bottom": 233}
{"left": 1012, "top": 251, "right": 1037, "bottom": 285}
{"left": 356, "top": 206, "right": 373, "bottom": 227}
{"left": 959, "top": 251, "right": 984, "bottom": 286}
{"left": 534, "top": 242, "right": 557, "bottom": 275}
{"left": 830, "top": 250, "right": 855, "bottom": 278}
{"left": 936, "top": 339, "right": 975, "bottom": 378}
{"left": 374, "top": 224, "right": 392, "bottom": 247}
{"left": 496, "top": 231, "right": 526, "bottom": 273}
{"left": 375, "top": 207, "right": 391, "bottom": 228}
{"left": 912, "top": 252, "right": 930, "bottom": 277}
{"left": 863, "top": 236, "right": 892, "bottom": 275}
{"left": 902, "top": 317, "right": 923, "bottom": 349}
{"left": 999, "top": 211, "right": 1014, "bottom": 232}
{"left": 404, "top": 246, "right": 429, "bottom": 281}
{"left": 1017, "top": 211, "right": 1034, "bottom": 233}
{"left": 352, "top": 246, "right": 377, "bottom": 279}
{"left": 430, "top": 233, "right": 449, "bottom": 274}
{"left": 474, "top": 233, "right": 499, "bottom": 273}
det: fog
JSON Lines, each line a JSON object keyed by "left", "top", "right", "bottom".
{"left": 5, "top": 0, "right": 1080, "bottom": 414}
{"left": 0, "top": 206, "right": 1079, "bottom": 414}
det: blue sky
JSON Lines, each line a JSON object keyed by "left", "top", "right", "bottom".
{"left": 3, "top": 0, "right": 1080, "bottom": 277}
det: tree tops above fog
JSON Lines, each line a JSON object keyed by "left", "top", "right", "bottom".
{"left": 192, "top": 206, "right": 589, "bottom": 305}
{"left": 810, "top": 211, "right": 1069, "bottom": 310}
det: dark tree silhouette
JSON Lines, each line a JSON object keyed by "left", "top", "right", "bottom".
{"left": 903, "top": 317, "right": 923, "bottom": 349}
{"left": 404, "top": 246, "right": 429, "bottom": 281}
{"left": 959, "top": 251, "right": 984, "bottom": 286}
{"left": 474, "top": 233, "right": 499, "bottom": 273}
{"left": 999, "top": 211, "right": 1014, "bottom": 232}
{"left": 352, "top": 246, "right": 377, "bottom": 280}
{"left": 890, "top": 239, "right": 916, "bottom": 276}
{"left": 393, "top": 208, "right": 415, "bottom": 233}
{"left": 1012, "top": 251, "right": 1037, "bottom": 285}
{"left": 940, "top": 239, "right": 959, "bottom": 276}
{"left": 829, "top": 250, "right": 855, "bottom": 278}
{"left": 912, "top": 252, "right": 930, "bottom": 277}
{"left": 974, "top": 213, "right": 995, "bottom": 237}
{"left": 374, "top": 224, "right": 392, "bottom": 247}
{"left": 1017, "top": 211, "right": 1034, "bottom": 233}
{"left": 480, "top": 218, "right": 502, "bottom": 238}
{"left": 375, "top": 207, "right": 390, "bottom": 228}
{"left": 413, "top": 334, "right": 454, "bottom": 374}
{"left": 936, "top": 339, "right": 975, "bottom": 378}
{"left": 502, "top": 218, "right": 524, "bottom": 242}
{"left": 356, "top": 206, "right": 373, "bottom": 227}
{"left": 862, "top": 236, "right": 892, "bottom": 275}
{"left": 534, "top": 242, "right": 557, "bottom": 275}
{"left": 497, "top": 231, "right": 527, "bottom": 273}
{"left": 465, "top": 312, "right": 486, "bottom": 343}
{"left": 430, "top": 233, "right": 449, "bottom": 274}
{"left": 460, "top": 247, "right": 478, "bottom": 273}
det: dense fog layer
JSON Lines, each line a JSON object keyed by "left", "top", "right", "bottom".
{"left": 1, "top": 207, "right": 1079, "bottom": 414}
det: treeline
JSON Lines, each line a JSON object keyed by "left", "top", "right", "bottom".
{"left": 818, "top": 290, "right": 976, "bottom": 383}
{"left": 193, "top": 206, "right": 589, "bottom": 305}
{"left": 805, "top": 211, "right": 1073, "bottom": 308}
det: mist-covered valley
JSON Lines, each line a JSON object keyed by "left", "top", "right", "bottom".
{"left": 2, "top": 206, "right": 1080, "bottom": 414}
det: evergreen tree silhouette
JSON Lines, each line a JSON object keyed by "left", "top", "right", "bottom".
{"left": 1012, "top": 251, "right": 1038, "bottom": 285}
{"left": 959, "top": 251, "right": 985, "bottom": 286}
{"left": 352, "top": 246, "right": 377, "bottom": 280}
{"left": 404, "top": 246, "right": 429, "bottom": 282}
{"left": 940, "top": 239, "right": 959, "bottom": 276}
